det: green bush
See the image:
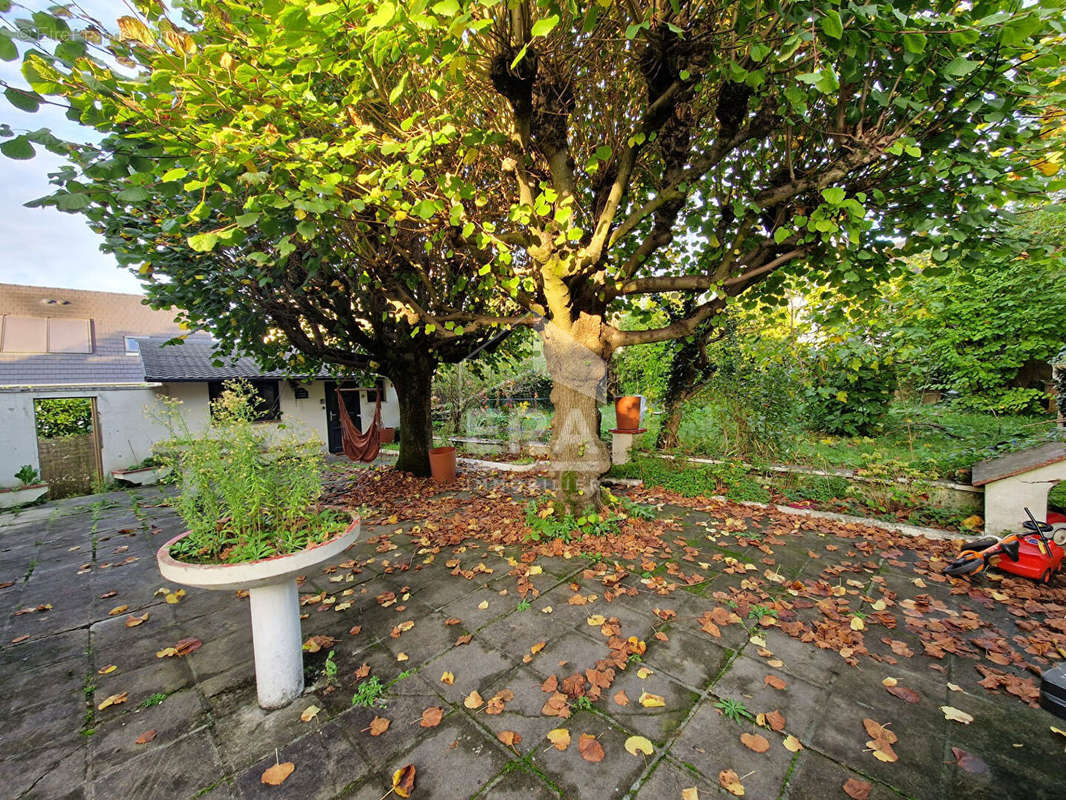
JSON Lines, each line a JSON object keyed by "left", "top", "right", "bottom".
{"left": 157, "top": 380, "right": 348, "bottom": 564}
{"left": 805, "top": 338, "right": 896, "bottom": 436}
{"left": 34, "top": 397, "right": 93, "bottom": 439}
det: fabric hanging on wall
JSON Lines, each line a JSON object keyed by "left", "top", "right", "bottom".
{"left": 337, "top": 389, "right": 382, "bottom": 462}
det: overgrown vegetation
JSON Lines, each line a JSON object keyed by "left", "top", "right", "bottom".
{"left": 156, "top": 381, "right": 349, "bottom": 564}
{"left": 33, "top": 397, "right": 93, "bottom": 439}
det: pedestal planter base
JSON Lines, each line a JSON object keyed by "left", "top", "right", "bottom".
{"left": 609, "top": 429, "right": 646, "bottom": 466}
{"left": 156, "top": 518, "right": 360, "bottom": 709}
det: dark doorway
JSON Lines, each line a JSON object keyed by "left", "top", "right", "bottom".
{"left": 325, "top": 382, "right": 362, "bottom": 454}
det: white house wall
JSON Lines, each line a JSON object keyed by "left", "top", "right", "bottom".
{"left": 0, "top": 393, "right": 41, "bottom": 486}
{"left": 983, "top": 460, "right": 1066, "bottom": 534}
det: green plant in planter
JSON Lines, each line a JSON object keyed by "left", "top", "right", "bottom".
{"left": 156, "top": 381, "right": 348, "bottom": 564}
{"left": 15, "top": 465, "right": 41, "bottom": 486}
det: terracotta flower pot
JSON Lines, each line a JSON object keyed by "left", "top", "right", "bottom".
{"left": 429, "top": 446, "right": 457, "bottom": 484}
{"left": 615, "top": 395, "right": 643, "bottom": 432}
{"left": 380, "top": 427, "right": 395, "bottom": 444}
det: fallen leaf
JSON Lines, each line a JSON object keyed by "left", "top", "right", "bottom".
{"left": 586, "top": 614, "right": 606, "bottom": 626}
{"left": 97, "top": 691, "right": 128, "bottom": 710}
{"left": 843, "top": 777, "right": 871, "bottom": 799}
{"left": 783, "top": 735, "right": 803, "bottom": 752}
{"left": 625, "top": 735, "right": 654, "bottom": 757}
{"left": 613, "top": 689, "right": 630, "bottom": 707}
{"left": 464, "top": 690, "right": 483, "bottom": 709}
{"left": 940, "top": 706, "right": 974, "bottom": 724}
{"left": 420, "top": 706, "right": 444, "bottom": 728}
{"left": 125, "top": 612, "right": 149, "bottom": 628}
{"left": 134, "top": 729, "right": 156, "bottom": 745}
{"left": 300, "top": 704, "right": 321, "bottom": 723}
{"left": 862, "top": 719, "right": 898, "bottom": 744}
{"left": 765, "top": 710, "right": 786, "bottom": 732}
{"left": 396, "top": 652, "right": 409, "bottom": 662}
{"left": 175, "top": 637, "right": 202, "bottom": 656}
{"left": 302, "top": 634, "right": 336, "bottom": 653}
{"left": 369, "top": 716, "right": 390, "bottom": 735}
{"left": 881, "top": 677, "right": 898, "bottom": 687}
{"left": 108, "top": 605, "right": 129, "bottom": 616}
{"left": 392, "top": 764, "right": 416, "bottom": 799}
{"left": 10, "top": 634, "right": 30, "bottom": 644}
{"left": 455, "top": 634, "right": 472, "bottom": 646}
{"left": 681, "top": 789, "right": 699, "bottom": 800}
{"left": 950, "top": 747, "right": 989, "bottom": 774}
{"left": 639, "top": 690, "right": 665, "bottom": 708}
{"left": 261, "top": 762, "right": 295, "bottom": 786}
{"left": 886, "top": 685, "right": 920, "bottom": 704}
{"left": 98, "top": 664, "right": 117, "bottom": 675}
{"left": 636, "top": 666, "right": 654, "bottom": 679}
{"left": 764, "top": 675, "right": 787, "bottom": 690}
{"left": 578, "top": 733, "right": 605, "bottom": 763}
{"left": 478, "top": 600, "right": 489, "bottom": 610}
{"left": 740, "top": 732, "right": 770, "bottom": 753}
{"left": 546, "top": 728, "right": 571, "bottom": 751}
{"left": 440, "top": 671, "right": 454, "bottom": 685}
{"left": 354, "top": 663, "right": 371, "bottom": 679}
{"left": 718, "top": 768, "right": 745, "bottom": 796}
{"left": 530, "top": 641, "right": 546, "bottom": 655}
{"left": 497, "top": 730, "right": 522, "bottom": 748}
{"left": 541, "top": 692, "right": 570, "bottom": 718}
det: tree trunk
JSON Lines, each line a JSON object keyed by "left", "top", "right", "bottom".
{"left": 388, "top": 351, "right": 435, "bottom": 477}
{"left": 656, "top": 325, "right": 718, "bottom": 449}
{"left": 658, "top": 402, "right": 684, "bottom": 449}
{"left": 542, "top": 314, "right": 612, "bottom": 514}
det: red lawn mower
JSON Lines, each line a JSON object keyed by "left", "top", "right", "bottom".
{"left": 943, "top": 507, "right": 1066, "bottom": 584}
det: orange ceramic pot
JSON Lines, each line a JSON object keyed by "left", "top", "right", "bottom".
{"left": 429, "top": 446, "right": 457, "bottom": 483}
{"left": 615, "top": 396, "right": 642, "bottom": 432}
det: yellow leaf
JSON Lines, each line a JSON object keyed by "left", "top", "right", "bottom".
{"left": 639, "top": 691, "right": 665, "bottom": 708}
{"left": 636, "top": 666, "right": 654, "bottom": 679}
{"left": 98, "top": 664, "right": 117, "bottom": 675}
{"left": 528, "top": 565, "right": 542, "bottom": 575}
{"left": 441, "top": 671, "right": 455, "bottom": 685}
{"left": 156, "top": 647, "right": 178, "bottom": 658}
{"left": 478, "top": 600, "right": 489, "bottom": 610}
{"left": 941, "top": 706, "right": 974, "bottom": 724}
{"left": 682, "top": 789, "right": 700, "bottom": 800}
{"left": 541, "top": 606, "right": 553, "bottom": 614}
{"left": 108, "top": 605, "right": 129, "bottom": 616}
{"left": 300, "top": 704, "right": 321, "bottom": 723}
{"left": 464, "top": 690, "right": 483, "bottom": 709}
{"left": 586, "top": 615, "right": 606, "bottom": 626}
{"left": 546, "top": 728, "right": 571, "bottom": 751}
{"left": 392, "top": 764, "right": 416, "bottom": 798}
{"left": 396, "top": 652, "right": 408, "bottom": 662}
{"left": 882, "top": 677, "right": 898, "bottom": 687}
{"left": 97, "top": 691, "right": 128, "bottom": 710}
{"left": 624, "top": 735, "right": 654, "bottom": 756}
{"left": 850, "top": 616, "right": 866, "bottom": 631}
{"left": 871, "top": 599, "right": 886, "bottom": 611}
{"left": 718, "top": 768, "right": 745, "bottom": 796}
{"left": 783, "top": 735, "right": 803, "bottom": 752}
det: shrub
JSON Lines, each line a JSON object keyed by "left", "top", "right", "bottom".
{"left": 15, "top": 465, "right": 40, "bottom": 486}
{"left": 156, "top": 380, "right": 348, "bottom": 564}
{"left": 805, "top": 338, "right": 896, "bottom": 436}
{"left": 34, "top": 397, "right": 93, "bottom": 439}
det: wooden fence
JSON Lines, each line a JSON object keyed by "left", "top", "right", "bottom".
{"left": 38, "top": 432, "right": 100, "bottom": 499}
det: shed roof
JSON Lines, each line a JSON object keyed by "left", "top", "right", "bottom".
{"left": 137, "top": 337, "right": 331, "bottom": 382}
{"left": 971, "top": 442, "right": 1066, "bottom": 487}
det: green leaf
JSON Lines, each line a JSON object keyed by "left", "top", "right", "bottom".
{"left": 773, "top": 227, "right": 792, "bottom": 244}
{"left": 820, "top": 10, "right": 843, "bottom": 39}
{"left": 0, "top": 32, "right": 17, "bottom": 62}
{"left": 531, "top": 15, "right": 560, "bottom": 38}
{"left": 308, "top": 2, "right": 339, "bottom": 18}
{"left": 117, "top": 186, "right": 149, "bottom": 202}
{"left": 366, "top": 2, "right": 396, "bottom": 30}
{"left": 0, "top": 135, "right": 34, "bottom": 160}
{"left": 236, "top": 212, "right": 260, "bottom": 227}
{"left": 821, "top": 187, "right": 846, "bottom": 204}
{"left": 902, "top": 32, "right": 927, "bottom": 54}
{"left": 187, "top": 232, "right": 219, "bottom": 252}
{"left": 432, "top": 0, "right": 460, "bottom": 16}
{"left": 944, "top": 57, "right": 979, "bottom": 77}
{"left": 55, "top": 193, "right": 91, "bottom": 211}
{"left": 162, "top": 167, "right": 188, "bottom": 182}
{"left": 4, "top": 88, "right": 40, "bottom": 113}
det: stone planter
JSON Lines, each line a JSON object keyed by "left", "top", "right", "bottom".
{"left": 111, "top": 466, "right": 169, "bottom": 486}
{"left": 0, "top": 483, "right": 48, "bottom": 510}
{"left": 156, "top": 516, "right": 360, "bottom": 709}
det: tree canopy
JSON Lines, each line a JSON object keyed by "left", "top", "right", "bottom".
{"left": 2, "top": 0, "right": 1063, "bottom": 506}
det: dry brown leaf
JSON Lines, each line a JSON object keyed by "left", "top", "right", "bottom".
{"left": 97, "top": 691, "right": 128, "bottom": 710}
{"left": 300, "top": 704, "right": 321, "bottom": 723}
{"left": 134, "top": 729, "right": 156, "bottom": 745}
{"left": 368, "top": 716, "right": 390, "bottom": 736}
{"left": 578, "top": 733, "right": 605, "bottom": 763}
{"left": 546, "top": 728, "right": 571, "bottom": 751}
{"left": 392, "top": 764, "right": 416, "bottom": 799}
{"left": 862, "top": 718, "right": 898, "bottom": 744}
{"left": 765, "top": 710, "right": 786, "bottom": 732}
{"left": 261, "top": 762, "right": 295, "bottom": 786}
{"left": 613, "top": 689, "right": 630, "bottom": 707}
{"left": 718, "top": 768, "right": 745, "bottom": 796}
{"left": 740, "top": 732, "right": 770, "bottom": 753}
{"left": 497, "top": 730, "right": 522, "bottom": 748}
{"left": 455, "top": 633, "right": 473, "bottom": 646}
{"left": 354, "top": 663, "right": 371, "bottom": 679}
{"left": 541, "top": 692, "right": 570, "bottom": 718}
{"left": 886, "top": 685, "right": 920, "bottom": 704}
{"left": 175, "top": 637, "right": 202, "bottom": 656}
{"left": 464, "top": 690, "right": 484, "bottom": 709}
{"left": 842, "top": 777, "right": 871, "bottom": 800}
{"left": 420, "top": 706, "right": 444, "bottom": 728}
{"left": 541, "top": 674, "right": 559, "bottom": 693}
{"left": 125, "top": 612, "right": 149, "bottom": 628}
{"left": 764, "top": 675, "right": 787, "bottom": 690}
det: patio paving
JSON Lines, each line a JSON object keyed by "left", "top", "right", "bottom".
{"left": 1, "top": 476, "right": 1064, "bottom": 800}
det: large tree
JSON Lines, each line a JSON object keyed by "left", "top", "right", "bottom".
{"left": 3, "top": 0, "right": 1063, "bottom": 509}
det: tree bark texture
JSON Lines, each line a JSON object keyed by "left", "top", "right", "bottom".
{"left": 388, "top": 351, "right": 435, "bottom": 477}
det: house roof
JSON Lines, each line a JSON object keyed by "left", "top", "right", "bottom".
{"left": 136, "top": 337, "right": 340, "bottom": 383}
{"left": 972, "top": 441, "right": 1066, "bottom": 487}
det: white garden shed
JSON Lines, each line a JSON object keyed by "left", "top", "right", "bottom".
{"left": 972, "top": 442, "right": 1066, "bottom": 534}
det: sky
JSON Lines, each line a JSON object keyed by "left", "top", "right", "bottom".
{"left": 0, "top": 0, "right": 142, "bottom": 294}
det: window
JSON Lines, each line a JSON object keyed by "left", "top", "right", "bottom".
{"left": 208, "top": 380, "right": 281, "bottom": 422}
{"left": 0, "top": 316, "right": 92, "bottom": 353}
{"left": 124, "top": 336, "right": 140, "bottom": 355}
